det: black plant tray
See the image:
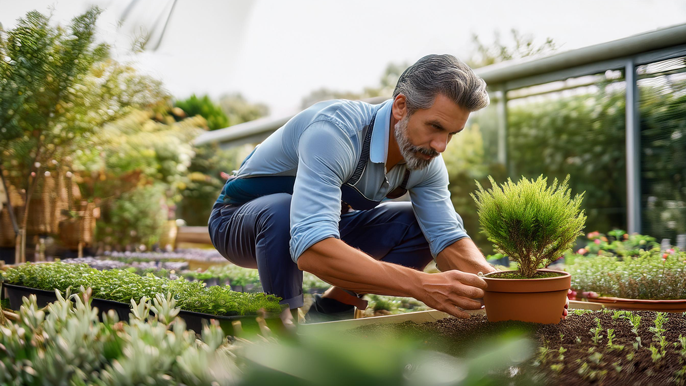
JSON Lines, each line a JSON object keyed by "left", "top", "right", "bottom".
{"left": 1, "top": 283, "right": 284, "bottom": 336}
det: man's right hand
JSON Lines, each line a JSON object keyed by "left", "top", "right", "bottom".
{"left": 414, "top": 270, "right": 487, "bottom": 319}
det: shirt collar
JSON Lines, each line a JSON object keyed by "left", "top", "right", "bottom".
{"left": 370, "top": 99, "right": 393, "bottom": 164}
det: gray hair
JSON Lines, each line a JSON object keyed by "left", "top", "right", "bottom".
{"left": 393, "top": 54, "right": 489, "bottom": 113}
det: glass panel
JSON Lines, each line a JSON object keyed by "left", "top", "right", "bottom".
{"left": 639, "top": 56, "right": 686, "bottom": 247}
{"left": 445, "top": 90, "right": 506, "bottom": 253}
{"left": 506, "top": 71, "right": 628, "bottom": 234}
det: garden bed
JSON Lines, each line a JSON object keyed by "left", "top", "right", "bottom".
{"left": 1, "top": 282, "right": 283, "bottom": 335}
{"left": 352, "top": 309, "right": 686, "bottom": 385}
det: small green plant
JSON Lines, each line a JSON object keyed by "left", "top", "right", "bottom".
{"left": 589, "top": 318, "right": 603, "bottom": 345}
{"left": 472, "top": 175, "right": 586, "bottom": 278}
{"left": 607, "top": 329, "right": 615, "bottom": 346}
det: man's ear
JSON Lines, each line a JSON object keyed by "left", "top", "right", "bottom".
{"left": 392, "top": 94, "right": 407, "bottom": 121}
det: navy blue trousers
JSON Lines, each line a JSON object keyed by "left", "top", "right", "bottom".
{"left": 208, "top": 193, "right": 433, "bottom": 309}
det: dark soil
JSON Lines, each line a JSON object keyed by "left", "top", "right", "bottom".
{"left": 488, "top": 271, "right": 565, "bottom": 279}
{"left": 354, "top": 310, "right": 686, "bottom": 385}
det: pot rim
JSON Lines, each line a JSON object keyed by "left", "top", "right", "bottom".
{"left": 484, "top": 268, "right": 570, "bottom": 281}
{"left": 483, "top": 269, "right": 571, "bottom": 293}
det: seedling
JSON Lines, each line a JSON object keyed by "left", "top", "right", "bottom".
{"left": 589, "top": 318, "right": 603, "bottom": 345}
{"left": 613, "top": 361, "right": 622, "bottom": 374}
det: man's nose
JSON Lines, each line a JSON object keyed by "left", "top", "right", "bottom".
{"left": 430, "top": 134, "right": 449, "bottom": 153}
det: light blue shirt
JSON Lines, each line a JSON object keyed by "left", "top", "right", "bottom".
{"left": 219, "top": 99, "right": 469, "bottom": 262}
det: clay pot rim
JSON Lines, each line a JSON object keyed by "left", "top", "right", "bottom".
{"left": 483, "top": 269, "right": 571, "bottom": 293}
{"left": 594, "top": 296, "right": 686, "bottom": 304}
{"left": 484, "top": 268, "right": 570, "bottom": 282}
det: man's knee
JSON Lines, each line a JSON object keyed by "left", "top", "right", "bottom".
{"left": 256, "top": 193, "right": 292, "bottom": 234}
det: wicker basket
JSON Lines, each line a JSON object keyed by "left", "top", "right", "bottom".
{"left": 58, "top": 202, "right": 96, "bottom": 250}
{"left": 25, "top": 176, "right": 57, "bottom": 234}
{"left": 0, "top": 207, "right": 17, "bottom": 247}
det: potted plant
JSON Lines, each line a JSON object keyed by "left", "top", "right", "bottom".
{"left": 471, "top": 175, "right": 586, "bottom": 324}
{"left": 567, "top": 248, "right": 686, "bottom": 311}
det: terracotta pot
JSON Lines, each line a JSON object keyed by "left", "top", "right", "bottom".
{"left": 592, "top": 297, "right": 686, "bottom": 312}
{"left": 483, "top": 269, "right": 570, "bottom": 324}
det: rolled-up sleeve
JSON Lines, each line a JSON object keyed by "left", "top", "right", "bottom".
{"left": 289, "top": 120, "right": 356, "bottom": 262}
{"left": 409, "top": 156, "right": 469, "bottom": 258}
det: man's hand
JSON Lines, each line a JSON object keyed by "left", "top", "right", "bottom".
{"left": 413, "top": 270, "right": 487, "bottom": 319}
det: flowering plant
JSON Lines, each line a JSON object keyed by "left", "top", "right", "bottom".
{"left": 567, "top": 248, "right": 686, "bottom": 299}
{"left": 577, "top": 230, "right": 658, "bottom": 257}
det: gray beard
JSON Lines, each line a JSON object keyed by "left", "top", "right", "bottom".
{"left": 394, "top": 115, "right": 439, "bottom": 170}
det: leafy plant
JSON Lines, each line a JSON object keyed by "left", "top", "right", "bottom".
{"left": 174, "top": 94, "right": 228, "bottom": 131}
{"left": 568, "top": 248, "right": 686, "bottom": 299}
{"left": 0, "top": 288, "right": 242, "bottom": 385}
{"left": 578, "top": 230, "right": 659, "bottom": 257}
{"left": 0, "top": 8, "right": 166, "bottom": 261}
{"left": 471, "top": 175, "right": 586, "bottom": 277}
{"left": 3, "top": 262, "right": 281, "bottom": 315}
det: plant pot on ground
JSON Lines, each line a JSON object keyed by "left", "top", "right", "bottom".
{"left": 472, "top": 175, "right": 586, "bottom": 324}
{"left": 567, "top": 249, "right": 686, "bottom": 312}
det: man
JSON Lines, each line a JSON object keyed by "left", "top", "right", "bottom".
{"left": 209, "top": 54, "right": 565, "bottom": 322}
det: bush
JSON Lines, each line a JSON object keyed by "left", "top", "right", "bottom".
{"left": 567, "top": 248, "right": 686, "bottom": 299}
{"left": 471, "top": 175, "right": 586, "bottom": 277}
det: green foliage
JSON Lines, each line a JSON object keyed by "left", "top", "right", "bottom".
{"left": 472, "top": 175, "right": 586, "bottom": 277}
{"left": 567, "top": 248, "right": 686, "bottom": 299}
{"left": 466, "top": 28, "right": 557, "bottom": 69}
{"left": 175, "top": 143, "right": 245, "bottom": 226}
{"left": 99, "top": 183, "right": 168, "bottom": 249}
{"left": 0, "top": 8, "right": 165, "bottom": 192}
{"left": 444, "top": 123, "right": 507, "bottom": 254}
{"left": 218, "top": 93, "right": 269, "bottom": 126}
{"left": 3, "top": 262, "right": 282, "bottom": 315}
{"left": 579, "top": 230, "right": 659, "bottom": 257}
{"left": 174, "top": 94, "right": 228, "bottom": 131}
{"left": 507, "top": 83, "right": 627, "bottom": 236}
{"left": 71, "top": 109, "right": 206, "bottom": 248}
{"left": 0, "top": 289, "right": 241, "bottom": 385}
{"left": 589, "top": 318, "right": 603, "bottom": 345}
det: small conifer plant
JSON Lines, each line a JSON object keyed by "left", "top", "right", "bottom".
{"left": 471, "top": 175, "right": 586, "bottom": 278}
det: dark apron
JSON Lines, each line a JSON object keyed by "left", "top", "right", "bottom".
{"left": 340, "top": 112, "right": 410, "bottom": 214}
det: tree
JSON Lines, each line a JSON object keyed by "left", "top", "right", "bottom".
{"left": 174, "top": 94, "right": 229, "bottom": 131}
{"left": 218, "top": 93, "right": 269, "bottom": 125}
{"left": 466, "top": 29, "right": 557, "bottom": 69}
{"left": 0, "top": 8, "right": 166, "bottom": 262}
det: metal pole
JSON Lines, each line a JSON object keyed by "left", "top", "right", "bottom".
{"left": 496, "top": 85, "right": 509, "bottom": 172}
{"left": 625, "top": 59, "right": 641, "bottom": 233}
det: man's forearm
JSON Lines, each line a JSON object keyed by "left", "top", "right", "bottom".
{"left": 297, "top": 237, "right": 426, "bottom": 298}
{"left": 436, "top": 237, "right": 495, "bottom": 274}
{"left": 299, "top": 237, "right": 489, "bottom": 318}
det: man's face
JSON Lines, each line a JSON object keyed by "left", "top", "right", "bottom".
{"left": 394, "top": 93, "right": 470, "bottom": 170}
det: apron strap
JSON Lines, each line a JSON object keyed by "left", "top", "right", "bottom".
{"left": 346, "top": 112, "right": 376, "bottom": 186}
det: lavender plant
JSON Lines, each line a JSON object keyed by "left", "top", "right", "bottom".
{"left": 471, "top": 175, "right": 586, "bottom": 278}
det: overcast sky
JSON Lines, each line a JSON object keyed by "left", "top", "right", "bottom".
{"left": 2, "top": 0, "right": 686, "bottom": 116}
